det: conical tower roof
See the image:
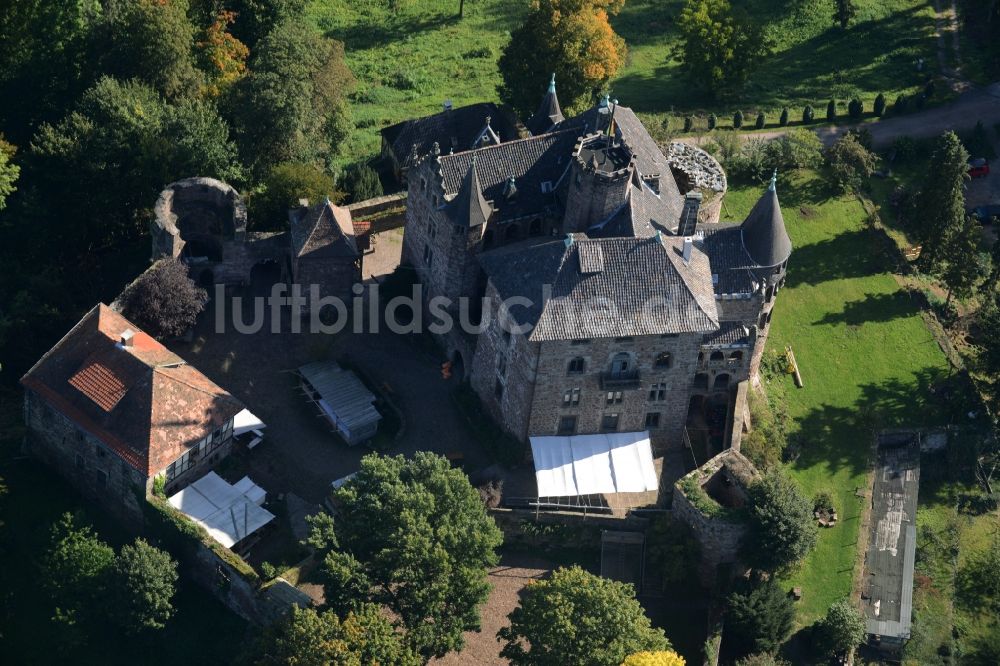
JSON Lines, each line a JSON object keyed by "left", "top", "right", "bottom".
{"left": 526, "top": 73, "right": 565, "bottom": 135}
{"left": 741, "top": 173, "right": 791, "bottom": 268}
{"left": 445, "top": 155, "right": 492, "bottom": 227}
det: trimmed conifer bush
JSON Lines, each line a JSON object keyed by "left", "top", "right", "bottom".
{"left": 755, "top": 112, "right": 766, "bottom": 129}
{"left": 708, "top": 113, "right": 717, "bottom": 130}
{"left": 803, "top": 105, "right": 814, "bottom": 123}
{"left": 874, "top": 93, "right": 886, "bottom": 117}
{"left": 779, "top": 107, "right": 789, "bottom": 127}
{"left": 826, "top": 100, "right": 836, "bottom": 122}
{"left": 733, "top": 110, "right": 744, "bottom": 129}
{"left": 684, "top": 116, "right": 693, "bottom": 133}
{"left": 848, "top": 98, "right": 863, "bottom": 119}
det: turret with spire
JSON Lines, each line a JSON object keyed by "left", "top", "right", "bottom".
{"left": 526, "top": 73, "right": 565, "bottom": 136}
{"left": 740, "top": 169, "right": 792, "bottom": 278}
{"left": 445, "top": 155, "right": 492, "bottom": 228}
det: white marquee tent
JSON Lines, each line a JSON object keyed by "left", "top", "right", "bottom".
{"left": 233, "top": 408, "right": 266, "bottom": 436}
{"left": 529, "top": 431, "right": 659, "bottom": 497}
{"left": 168, "top": 471, "right": 274, "bottom": 549}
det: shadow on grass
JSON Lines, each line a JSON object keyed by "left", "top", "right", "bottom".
{"left": 785, "top": 228, "right": 881, "bottom": 287}
{"left": 324, "top": 11, "right": 460, "bottom": 51}
{"left": 813, "top": 291, "right": 915, "bottom": 326}
{"left": 787, "top": 366, "right": 956, "bottom": 479}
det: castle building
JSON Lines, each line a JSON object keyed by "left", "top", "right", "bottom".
{"left": 20, "top": 304, "right": 245, "bottom": 525}
{"left": 401, "top": 81, "right": 791, "bottom": 450}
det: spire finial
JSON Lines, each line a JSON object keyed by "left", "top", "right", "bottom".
{"left": 769, "top": 169, "right": 777, "bottom": 192}
{"left": 548, "top": 73, "right": 556, "bottom": 93}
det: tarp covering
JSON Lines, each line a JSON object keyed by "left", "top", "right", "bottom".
{"left": 529, "top": 432, "right": 658, "bottom": 497}
{"left": 168, "top": 471, "right": 274, "bottom": 548}
{"left": 298, "top": 361, "right": 381, "bottom": 444}
{"left": 233, "top": 408, "right": 266, "bottom": 436}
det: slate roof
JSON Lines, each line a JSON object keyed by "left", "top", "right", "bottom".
{"left": 21, "top": 305, "right": 244, "bottom": 475}
{"left": 526, "top": 74, "right": 565, "bottom": 135}
{"left": 436, "top": 129, "right": 579, "bottom": 222}
{"left": 593, "top": 177, "right": 684, "bottom": 239}
{"left": 702, "top": 321, "right": 752, "bottom": 347}
{"left": 445, "top": 156, "right": 493, "bottom": 227}
{"left": 290, "top": 200, "right": 359, "bottom": 259}
{"left": 699, "top": 224, "right": 758, "bottom": 294}
{"left": 382, "top": 102, "right": 519, "bottom": 169}
{"left": 741, "top": 182, "right": 791, "bottom": 268}
{"left": 479, "top": 234, "right": 719, "bottom": 342}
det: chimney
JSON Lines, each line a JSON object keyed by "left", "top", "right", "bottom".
{"left": 682, "top": 237, "right": 693, "bottom": 263}
{"left": 120, "top": 329, "right": 135, "bottom": 348}
{"left": 678, "top": 191, "right": 702, "bottom": 236}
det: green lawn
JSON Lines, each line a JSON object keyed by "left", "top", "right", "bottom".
{"left": 309, "top": 0, "right": 940, "bottom": 166}
{"left": 724, "top": 171, "right": 953, "bottom": 624}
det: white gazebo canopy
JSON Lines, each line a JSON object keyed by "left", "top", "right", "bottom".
{"left": 233, "top": 408, "right": 266, "bottom": 436}
{"left": 168, "top": 471, "right": 274, "bottom": 548}
{"left": 529, "top": 432, "right": 659, "bottom": 497}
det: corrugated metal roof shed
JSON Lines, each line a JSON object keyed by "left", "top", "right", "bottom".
{"left": 862, "top": 433, "right": 920, "bottom": 643}
{"left": 298, "top": 361, "right": 381, "bottom": 444}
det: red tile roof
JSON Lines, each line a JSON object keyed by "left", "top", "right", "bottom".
{"left": 21, "top": 304, "right": 243, "bottom": 476}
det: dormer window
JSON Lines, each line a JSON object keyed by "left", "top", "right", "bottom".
{"left": 541, "top": 181, "right": 553, "bottom": 193}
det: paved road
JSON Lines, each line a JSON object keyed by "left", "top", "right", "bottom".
{"left": 679, "top": 82, "right": 1000, "bottom": 150}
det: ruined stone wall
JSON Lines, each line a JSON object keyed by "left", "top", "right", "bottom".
{"left": 526, "top": 333, "right": 704, "bottom": 450}
{"left": 672, "top": 483, "right": 747, "bottom": 584}
{"left": 22, "top": 390, "right": 150, "bottom": 528}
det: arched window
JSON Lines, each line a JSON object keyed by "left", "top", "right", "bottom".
{"left": 729, "top": 350, "right": 744, "bottom": 362}
{"left": 713, "top": 373, "right": 730, "bottom": 391}
{"left": 654, "top": 352, "right": 672, "bottom": 369}
{"left": 609, "top": 352, "right": 631, "bottom": 377}
{"left": 567, "top": 357, "right": 585, "bottom": 374}
{"left": 710, "top": 350, "right": 725, "bottom": 361}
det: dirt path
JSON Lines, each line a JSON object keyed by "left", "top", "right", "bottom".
{"left": 932, "top": 0, "right": 967, "bottom": 91}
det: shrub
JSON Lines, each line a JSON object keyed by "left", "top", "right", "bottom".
{"left": 779, "top": 107, "right": 789, "bottom": 127}
{"left": 755, "top": 112, "right": 765, "bottom": 129}
{"left": 260, "top": 561, "right": 278, "bottom": 580}
{"left": 826, "top": 99, "right": 836, "bottom": 122}
{"left": 848, "top": 98, "right": 863, "bottom": 119}
{"left": 891, "top": 136, "right": 918, "bottom": 162}
{"left": 708, "top": 113, "right": 717, "bottom": 130}
{"left": 343, "top": 163, "right": 383, "bottom": 204}
{"left": 684, "top": 116, "right": 693, "bottom": 133}
{"left": 874, "top": 93, "right": 886, "bottom": 117}
{"left": 742, "top": 471, "right": 818, "bottom": 572}
{"left": 478, "top": 480, "right": 504, "bottom": 508}
{"left": 733, "top": 110, "right": 744, "bottom": 129}
{"left": 802, "top": 105, "right": 814, "bottom": 123}
{"left": 824, "top": 133, "right": 878, "bottom": 193}
{"left": 813, "top": 490, "right": 835, "bottom": 512}
{"left": 915, "top": 92, "right": 927, "bottom": 109}
{"left": 925, "top": 80, "right": 936, "bottom": 98}
{"left": 894, "top": 94, "right": 909, "bottom": 114}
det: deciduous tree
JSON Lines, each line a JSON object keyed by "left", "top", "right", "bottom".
{"left": 742, "top": 471, "right": 817, "bottom": 572}
{"left": 253, "top": 605, "right": 419, "bottom": 666}
{"left": 498, "top": 0, "right": 627, "bottom": 117}
{"left": 814, "top": 598, "right": 866, "bottom": 657}
{"left": 119, "top": 258, "right": 209, "bottom": 338}
{"left": 317, "top": 452, "right": 503, "bottom": 659}
{"left": 0, "top": 139, "right": 19, "bottom": 211}
{"left": 622, "top": 651, "right": 686, "bottom": 666}
{"left": 41, "top": 513, "right": 115, "bottom": 610}
{"left": 197, "top": 10, "right": 249, "bottom": 98}
{"left": 250, "top": 162, "right": 339, "bottom": 230}
{"left": 498, "top": 566, "right": 671, "bottom": 665}
{"left": 108, "top": 539, "right": 178, "bottom": 633}
{"left": 824, "top": 132, "right": 877, "bottom": 193}
{"left": 676, "top": 0, "right": 769, "bottom": 99}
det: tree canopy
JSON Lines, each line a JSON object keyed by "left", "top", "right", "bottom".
{"left": 498, "top": 0, "right": 627, "bottom": 118}
{"left": 497, "top": 565, "right": 671, "bottom": 666}
{"left": 813, "top": 598, "right": 866, "bottom": 657}
{"left": 118, "top": 258, "right": 209, "bottom": 339}
{"left": 676, "top": 0, "right": 770, "bottom": 99}
{"left": 824, "top": 132, "right": 877, "bottom": 193}
{"left": 250, "top": 162, "right": 340, "bottom": 230}
{"left": 915, "top": 131, "right": 970, "bottom": 270}
{"left": 725, "top": 578, "right": 795, "bottom": 656}
{"left": 313, "top": 452, "right": 503, "bottom": 659}
{"left": 742, "top": 471, "right": 818, "bottom": 572}
{"left": 252, "top": 605, "right": 418, "bottom": 666}
{"left": 108, "top": 539, "right": 178, "bottom": 633}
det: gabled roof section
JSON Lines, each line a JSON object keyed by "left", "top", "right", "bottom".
{"left": 21, "top": 304, "right": 244, "bottom": 475}
{"left": 290, "top": 200, "right": 359, "bottom": 259}
{"left": 526, "top": 73, "right": 565, "bottom": 136}
{"left": 740, "top": 177, "right": 791, "bottom": 268}
{"left": 437, "top": 128, "right": 579, "bottom": 222}
{"left": 381, "top": 102, "right": 519, "bottom": 168}
{"left": 593, "top": 179, "right": 684, "bottom": 239}
{"left": 445, "top": 156, "right": 492, "bottom": 227}
{"left": 479, "top": 235, "right": 719, "bottom": 342}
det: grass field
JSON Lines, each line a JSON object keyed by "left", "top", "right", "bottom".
{"left": 723, "top": 171, "right": 954, "bottom": 624}
{"left": 308, "top": 0, "right": 940, "bottom": 166}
